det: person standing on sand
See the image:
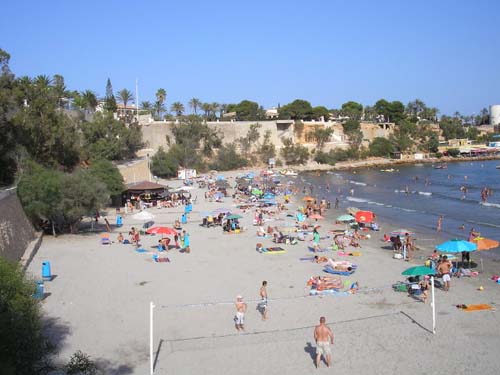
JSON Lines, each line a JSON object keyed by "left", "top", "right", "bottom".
{"left": 436, "top": 216, "right": 443, "bottom": 232}
{"left": 312, "top": 227, "right": 321, "bottom": 252}
{"left": 438, "top": 256, "right": 452, "bottom": 291}
{"left": 314, "top": 317, "right": 334, "bottom": 368}
{"left": 234, "top": 295, "right": 247, "bottom": 331}
{"left": 334, "top": 197, "right": 339, "bottom": 209}
{"left": 259, "top": 281, "right": 268, "bottom": 320}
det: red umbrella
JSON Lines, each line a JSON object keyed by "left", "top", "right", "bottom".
{"left": 146, "top": 226, "right": 178, "bottom": 236}
{"left": 355, "top": 211, "right": 374, "bottom": 223}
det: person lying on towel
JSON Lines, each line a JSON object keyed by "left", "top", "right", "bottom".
{"left": 327, "top": 259, "right": 354, "bottom": 271}
{"left": 313, "top": 255, "right": 329, "bottom": 263}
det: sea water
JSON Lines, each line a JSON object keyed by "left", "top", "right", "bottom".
{"left": 299, "top": 160, "right": 500, "bottom": 260}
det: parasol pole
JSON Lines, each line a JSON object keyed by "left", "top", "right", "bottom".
{"left": 431, "top": 275, "right": 436, "bottom": 334}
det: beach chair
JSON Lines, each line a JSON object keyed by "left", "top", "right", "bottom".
{"left": 100, "top": 233, "right": 111, "bottom": 245}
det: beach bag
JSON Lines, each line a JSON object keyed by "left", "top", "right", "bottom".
{"left": 393, "top": 253, "right": 403, "bottom": 260}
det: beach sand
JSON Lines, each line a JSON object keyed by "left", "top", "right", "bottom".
{"left": 28, "top": 170, "right": 500, "bottom": 374}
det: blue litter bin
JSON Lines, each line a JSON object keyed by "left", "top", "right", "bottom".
{"left": 42, "top": 261, "right": 52, "bottom": 281}
{"left": 116, "top": 215, "right": 123, "bottom": 227}
{"left": 185, "top": 204, "right": 193, "bottom": 213}
{"left": 181, "top": 214, "right": 187, "bottom": 224}
{"left": 34, "top": 281, "right": 44, "bottom": 299}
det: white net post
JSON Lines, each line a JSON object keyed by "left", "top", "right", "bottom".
{"left": 150, "top": 301, "right": 155, "bottom": 375}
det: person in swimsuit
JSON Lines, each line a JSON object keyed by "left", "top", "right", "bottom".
{"left": 259, "top": 281, "right": 268, "bottom": 320}
{"left": 234, "top": 295, "right": 247, "bottom": 331}
{"left": 314, "top": 316, "right": 334, "bottom": 368}
{"left": 438, "top": 255, "right": 452, "bottom": 291}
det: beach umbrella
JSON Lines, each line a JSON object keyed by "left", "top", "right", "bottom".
{"left": 390, "top": 229, "right": 414, "bottom": 236}
{"left": 132, "top": 211, "right": 155, "bottom": 221}
{"left": 355, "top": 210, "right": 374, "bottom": 223}
{"left": 216, "top": 175, "right": 225, "bottom": 181}
{"left": 402, "top": 266, "right": 436, "bottom": 277}
{"left": 471, "top": 237, "right": 499, "bottom": 251}
{"left": 251, "top": 188, "right": 263, "bottom": 196}
{"left": 263, "top": 193, "right": 275, "bottom": 199}
{"left": 436, "top": 239, "right": 477, "bottom": 253}
{"left": 336, "top": 214, "right": 355, "bottom": 222}
{"left": 401, "top": 266, "right": 437, "bottom": 334}
{"left": 146, "top": 226, "right": 177, "bottom": 236}
{"left": 303, "top": 196, "right": 314, "bottom": 201}
{"left": 226, "top": 214, "right": 243, "bottom": 220}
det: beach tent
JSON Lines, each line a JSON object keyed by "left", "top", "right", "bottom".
{"left": 355, "top": 211, "right": 374, "bottom": 223}
{"left": 402, "top": 266, "right": 437, "bottom": 334}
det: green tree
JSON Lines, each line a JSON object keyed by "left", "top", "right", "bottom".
{"left": 81, "top": 90, "right": 98, "bottom": 112}
{"left": 311, "top": 127, "right": 333, "bottom": 149}
{"left": 103, "top": 78, "right": 117, "bottom": 112}
{"left": 150, "top": 147, "right": 177, "bottom": 178}
{"left": 0, "top": 257, "right": 52, "bottom": 374}
{"left": 188, "top": 98, "right": 201, "bottom": 114}
{"left": 258, "top": 130, "right": 276, "bottom": 163}
{"left": 17, "top": 161, "right": 62, "bottom": 234}
{"left": 170, "top": 101, "right": 185, "bottom": 117}
{"left": 341, "top": 101, "right": 363, "bottom": 120}
{"left": 140, "top": 101, "right": 153, "bottom": 115}
{"left": 80, "top": 112, "right": 143, "bottom": 160}
{"left": 60, "top": 169, "right": 109, "bottom": 233}
{"left": 116, "top": 89, "right": 134, "bottom": 108}
{"left": 280, "top": 138, "right": 309, "bottom": 165}
{"left": 172, "top": 115, "right": 222, "bottom": 157}
{"left": 0, "top": 48, "right": 17, "bottom": 185}
{"left": 311, "top": 106, "right": 330, "bottom": 121}
{"left": 88, "top": 159, "right": 124, "bottom": 196}
{"left": 238, "top": 123, "right": 261, "bottom": 160}
{"left": 369, "top": 137, "right": 394, "bottom": 157}
{"left": 279, "top": 99, "right": 313, "bottom": 120}
{"left": 374, "top": 99, "right": 406, "bottom": 124}
{"left": 210, "top": 143, "right": 247, "bottom": 171}
{"left": 226, "top": 100, "right": 264, "bottom": 121}
{"left": 155, "top": 88, "right": 166, "bottom": 119}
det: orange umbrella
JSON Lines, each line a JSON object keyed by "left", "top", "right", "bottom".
{"left": 303, "top": 196, "right": 314, "bottom": 201}
{"left": 355, "top": 210, "right": 374, "bottom": 223}
{"left": 471, "top": 237, "right": 499, "bottom": 251}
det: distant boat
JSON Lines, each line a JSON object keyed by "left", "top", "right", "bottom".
{"left": 434, "top": 164, "right": 448, "bottom": 169}
{"left": 380, "top": 168, "right": 398, "bottom": 172}
{"left": 280, "top": 169, "right": 298, "bottom": 177}
{"left": 496, "top": 165, "right": 500, "bottom": 169}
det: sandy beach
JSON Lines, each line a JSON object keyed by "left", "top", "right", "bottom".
{"left": 28, "top": 170, "right": 500, "bottom": 375}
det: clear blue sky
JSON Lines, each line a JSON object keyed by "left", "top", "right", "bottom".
{"left": 1, "top": 0, "right": 499, "bottom": 115}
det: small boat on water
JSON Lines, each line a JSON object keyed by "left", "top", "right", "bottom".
{"left": 496, "top": 165, "right": 500, "bottom": 169}
{"left": 280, "top": 169, "right": 298, "bottom": 177}
{"left": 434, "top": 164, "right": 448, "bottom": 169}
{"left": 380, "top": 168, "right": 398, "bottom": 173}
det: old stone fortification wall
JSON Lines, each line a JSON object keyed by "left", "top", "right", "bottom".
{"left": 116, "top": 158, "right": 151, "bottom": 184}
{"left": 0, "top": 189, "right": 37, "bottom": 263}
{"left": 141, "top": 120, "right": 295, "bottom": 152}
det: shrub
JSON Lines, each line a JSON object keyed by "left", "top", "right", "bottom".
{"left": 447, "top": 148, "right": 460, "bottom": 157}
{"left": 65, "top": 350, "right": 97, "bottom": 375}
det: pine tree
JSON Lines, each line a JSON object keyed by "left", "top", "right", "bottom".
{"left": 104, "top": 78, "right": 117, "bottom": 112}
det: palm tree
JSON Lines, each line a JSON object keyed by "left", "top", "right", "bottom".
{"left": 170, "top": 102, "right": 185, "bottom": 117}
{"left": 155, "top": 88, "right": 167, "bottom": 118}
{"left": 34, "top": 74, "right": 52, "bottom": 89}
{"left": 219, "top": 104, "right": 227, "bottom": 119}
{"left": 210, "top": 102, "right": 220, "bottom": 120}
{"left": 188, "top": 98, "right": 201, "bottom": 114}
{"left": 81, "top": 90, "right": 98, "bottom": 112}
{"left": 201, "top": 102, "right": 211, "bottom": 119}
{"left": 116, "top": 89, "right": 134, "bottom": 108}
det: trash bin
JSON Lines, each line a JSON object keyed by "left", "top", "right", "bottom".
{"left": 185, "top": 204, "right": 193, "bottom": 213}
{"left": 181, "top": 214, "right": 187, "bottom": 224}
{"left": 33, "top": 281, "right": 44, "bottom": 299}
{"left": 42, "top": 261, "right": 52, "bottom": 281}
{"left": 116, "top": 215, "right": 123, "bottom": 227}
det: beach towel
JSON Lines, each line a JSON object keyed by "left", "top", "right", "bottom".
{"left": 309, "top": 289, "right": 349, "bottom": 296}
{"left": 135, "top": 248, "right": 148, "bottom": 253}
{"left": 337, "top": 251, "right": 362, "bottom": 257}
{"left": 323, "top": 267, "right": 355, "bottom": 276}
{"left": 262, "top": 247, "right": 286, "bottom": 254}
{"left": 461, "top": 304, "right": 494, "bottom": 312}
{"left": 308, "top": 246, "right": 329, "bottom": 253}
{"left": 153, "top": 255, "right": 170, "bottom": 263}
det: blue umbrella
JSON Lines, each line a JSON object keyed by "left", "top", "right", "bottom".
{"left": 436, "top": 239, "right": 477, "bottom": 253}
{"left": 216, "top": 175, "right": 225, "bottom": 181}
{"left": 263, "top": 193, "right": 275, "bottom": 199}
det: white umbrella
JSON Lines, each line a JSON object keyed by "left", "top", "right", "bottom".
{"left": 132, "top": 211, "right": 155, "bottom": 221}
